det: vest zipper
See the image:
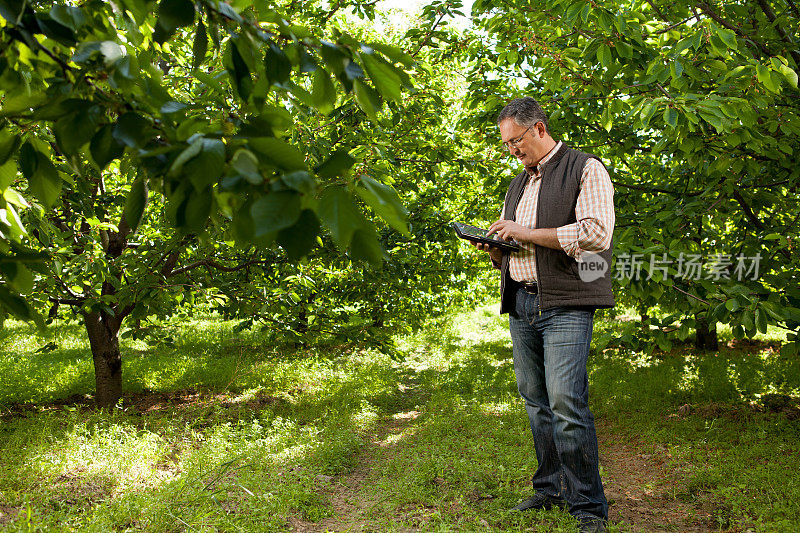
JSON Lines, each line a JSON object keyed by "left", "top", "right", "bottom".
{"left": 534, "top": 170, "right": 544, "bottom": 318}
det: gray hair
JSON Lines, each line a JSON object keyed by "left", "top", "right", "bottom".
{"left": 497, "top": 97, "right": 549, "bottom": 133}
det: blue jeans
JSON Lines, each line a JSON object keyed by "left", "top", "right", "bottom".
{"left": 509, "top": 288, "right": 607, "bottom": 520}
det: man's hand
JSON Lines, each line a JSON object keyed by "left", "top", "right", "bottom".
{"left": 487, "top": 219, "right": 531, "bottom": 242}
{"left": 470, "top": 240, "right": 503, "bottom": 265}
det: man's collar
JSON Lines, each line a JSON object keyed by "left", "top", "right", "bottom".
{"left": 526, "top": 141, "right": 563, "bottom": 177}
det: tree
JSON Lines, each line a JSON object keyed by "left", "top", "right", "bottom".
{"left": 0, "top": 0, "right": 415, "bottom": 406}
{"left": 458, "top": 0, "right": 800, "bottom": 353}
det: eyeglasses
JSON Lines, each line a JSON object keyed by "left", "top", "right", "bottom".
{"left": 501, "top": 125, "right": 533, "bottom": 150}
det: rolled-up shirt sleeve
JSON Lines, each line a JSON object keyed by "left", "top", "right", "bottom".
{"left": 556, "top": 158, "right": 615, "bottom": 261}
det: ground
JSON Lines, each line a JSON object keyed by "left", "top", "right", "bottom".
{"left": 0, "top": 307, "right": 798, "bottom": 532}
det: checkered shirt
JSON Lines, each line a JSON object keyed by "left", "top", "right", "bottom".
{"left": 506, "top": 141, "right": 615, "bottom": 283}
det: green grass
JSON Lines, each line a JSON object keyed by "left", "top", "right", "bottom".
{"left": 1, "top": 307, "right": 799, "bottom": 531}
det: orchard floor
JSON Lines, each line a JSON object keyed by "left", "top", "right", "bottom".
{"left": 1, "top": 305, "right": 799, "bottom": 532}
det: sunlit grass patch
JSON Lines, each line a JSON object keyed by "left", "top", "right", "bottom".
{"left": 1, "top": 303, "right": 799, "bottom": 531}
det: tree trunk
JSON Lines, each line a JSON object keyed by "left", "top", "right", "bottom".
{"left": 695, "top": 315, "right": 718, "bottom": 351}
{"left": 84, "top": 311, "right": 123, "bottom": 408}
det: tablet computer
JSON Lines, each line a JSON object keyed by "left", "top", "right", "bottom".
{"left": 452, "top": 222, "right": 521, "bottom": 252}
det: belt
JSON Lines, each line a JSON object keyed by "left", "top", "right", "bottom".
{"left": 519, "top": 281, "right": 538, "bottom": 294}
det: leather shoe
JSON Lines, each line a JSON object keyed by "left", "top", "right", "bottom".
{"left": 577, "top": 514, "right": 607, "bottom": 533}
{"left": 510, "top": 492, "right": 563, "bottom": 511}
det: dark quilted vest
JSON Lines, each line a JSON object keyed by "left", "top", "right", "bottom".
{"left": 499, "top": 144, "right": 615, "bottom": 314}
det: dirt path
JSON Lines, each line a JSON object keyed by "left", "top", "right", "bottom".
{"left": 287, "top": 415, "right": 720, "bottom": 533}
{"left": 598, "top": 421, "right": 714, "bottom": 532}
{"left": 288, "top": 410, "right": 422, "bottom": 533}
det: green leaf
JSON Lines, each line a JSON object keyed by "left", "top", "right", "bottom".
{"left": 597, "top": 10, "right": 613, "bottom": 32}
{"left": 779, "top": 64, "right": 798, "bottom": 89}
{"left": 215, "top": 1, "right": 242, "bottom": 22}
{"left": 249, "top": 138, "right": 306, "bottom": 171}
{"left": 354, "top": 79, "right": 381, "bottom": 121}
{"left": 165, "top": 183, "right": 190, "bottom": 227}
{"left": 288, "top": 81, "right": 314, "bottom": 107}
{"left": 282, "top": 170, "right": 316, "bottom": 195}
{"left": 183, "top": 188, "right": 212, "bottom": 233}
{"left": 113, "top": 113, "right": 153, "bottom": 148}
{"left": 0, "top": 159, "right": 17, "bottom": 189}
{"left": 124, "top": 177, "right": 147, "bottom": 230}
{"left": 192, "top": 19, "right": 208, "bottom": 70}
{"left": 0, "top": 285, "right": 35, "bottom": 321}
{"left": 367, "top": 42, "right": 414, "bottom": 67}
{"left": 232, "top": 149, "right": 263, "bottom": 185}
{"left": 698, "top": 111, "right": 724, "bottom": 132}
{"left": 0, "top": 129, "right": 20, "bottom": 165}
{"left": 714, "top": 26, "right": 737, "bottom": 50}
{"left": 231, "top": 198, "right": 255, "bottom": 241}
{"left": 243, "top": 107, "right": 292, "bottom": 135}
{"left": 356, "top": 175, "right": 408, "bottom": 235}
{"left": 349, "top": 227, "right": 383, "bottom": 264}
{"left": 344, "top": 59, "right": 364, "bottom": 80}
{"left": 0, "top": 201, "right": 26, "bottom": 238}
{"left": 664, "top": 107, "right": 678, "bottom": 128}
{"left": 186, "top": 139, "right": 225, "bottom": 190}
{"left": 158, "top": 0, "right": 194, "bottom": 32}
{"left": 709, "top": 34, "right": 727, "bottom": 56}
{"left": 49, "top": 5, "right": 85, "bottom": 31}
{"left": 756, "top": 307, "right": 768, "bottom": 333}
{"left": 27, "top": 153, "right": 62, "bottom": 208}
{"left": 315, "top": 149, "right": 356, "bottom": 178}
{"left": 90, "top": 124, "right": 125, "bottom": 169}
{"left": 317, "top": 186, "right": 364, "bottom": 248}
{"left": 670, "top": 59, "right": 683, "bottom": 79}
{"left": 356, "top": 175, "right": 410, "bottom": 235}
{"left": 0, "top": 91, "right": 48, "bottom": 116}
{"left": 228, "top": 40, "right": 253, "bottom": 100}
{"left": 54, "top": 107, "right": 101, "bottom": 156}
{"left": 18, "top": 142, "right": 37, "bottom": 182}
{"left": 360, "top": 53, "right": 402, "bottom": 102}
{"left": 312, "top": 68, "right": 337, "bottom": 115}
{"left": 264, "top": 42, "right": 291, "bottom": 86}
{"left": 597, "top": 44, "right": 611, "bottom": 68}
{"left": 615, "top": 41, "right": 633, "bottom": 59}
{"left": 169, "top": 137, "right": 203, "bottom": 176}
{"left": 251, "top": 191, "right": 301, "bottom": 237}
{"left": 756, "top": 63, "right": 778, "bottom": 92}
{"left": 601, "top": 106, "right": 613, "bottom": 132}
{"left": 742, "top": 310, "right": 755, "bottom": 332}
{"left": 320, "top": 41, "right": 347, "bottom": 74}
{"left": 674, "top": 36, "right": 694, "bottom": 55}
{"left": 277, "top": 208, "right": 320, "bottom": 259}
{"left": 161, "top": 101, "right": 188, "bottom": 114}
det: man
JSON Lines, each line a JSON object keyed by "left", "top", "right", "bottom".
{"left": 472, "top": 97, "right": 614, "bottom": 533}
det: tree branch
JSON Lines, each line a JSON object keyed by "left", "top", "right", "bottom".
{"left": 166, "top": 258, "right": 269, "bottom": 278}
{"left": 610, "top": 179, "right": 703, "bottom": 197}
{"left": 161, "top": 249, "right": 183, "bottom": 277}
{"left": 655, "top": 83, "right": 672, "bottom": 99}
{"left": 48, "top": 296, "right": 85, "bottom": 306}
{"left": 645, "top": 0, "right": 668, "bottom": 21}
{"left": 755, "top": 0, "right": 800, "bottom": 66}
{"left": 784, "top": 0, "right": 800, "bottom": 18}
{"left": 697, "top": 1, "right": 774, "bottom": 58}
{"left": 671, "top": 284, "right": 711, "bottom": 305}
{"left": 412, "top": 10, "right": 448, "bottom": 57}
{"left": 731, "top": 190, "right": 764, "bottom": 230}
{"left": 732, "top": 190, "right": 791, "bottom": 260}
{"left": 654, "top": 15, "right": 700, "bottom": 35}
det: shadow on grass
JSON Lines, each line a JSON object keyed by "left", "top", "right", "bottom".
{"left": 2, "top": 314, "right": 800, "bottom": 531}
{"left": 347, "top": 329, "right": 800, "bottom": 532}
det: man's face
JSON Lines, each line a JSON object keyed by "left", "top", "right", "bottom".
{"left": 499, "top": 118, "right": 550, "bottom": 168}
